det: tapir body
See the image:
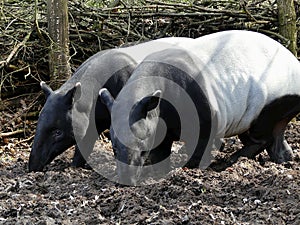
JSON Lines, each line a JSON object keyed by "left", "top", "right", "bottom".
{"left": 100, "top": 30, "right": 300, "bottom": 185}
{"left": 28, "top": 37, "right": 192, "bottom": 172}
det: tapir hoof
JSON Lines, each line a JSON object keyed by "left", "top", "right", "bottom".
{"left": 184, "top": 160, "right": 200, "bottom": 169}
{"left": 71, "top": 161, "right": 92, "bottom": 170}
{"left": 271, "top": 150, "right": 293, "bottom": 164}
{"left": 267, "top": 140, "right": 293, "bottom": 163}
{"left": 71, "top": 157, "right": 89, "bottom": 168}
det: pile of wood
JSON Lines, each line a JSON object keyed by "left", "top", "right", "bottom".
{"left": 0, "top": 0, "right": 299, "bottom": 100}
{"left": 70, "top": 0, "right": 283, "bottom": 52}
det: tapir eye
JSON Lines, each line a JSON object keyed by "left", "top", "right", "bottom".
{"left": 52, "top": 129, "right": 63, "bottom": 138}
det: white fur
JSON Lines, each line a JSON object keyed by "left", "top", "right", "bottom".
{"left": 40, "top": 81, "right": 46, "bottom": 87}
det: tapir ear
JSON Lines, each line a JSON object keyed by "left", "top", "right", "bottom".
{"left": 74, "top": 82, "right": 81, "bottom": 102}
{"left": 65, "top": 82, "right": 81, "bottom": 105}
{"left": 137, "top": 90, "right": 162, "bottom": 118}
{"left": 99, "top": 88, "right": 114, "bottom": 113}
{"left": 40, "top": 81, "right": 53, "bottom": 99}
{"left": 146, "top": 90, "right": 162, "bottom": 112}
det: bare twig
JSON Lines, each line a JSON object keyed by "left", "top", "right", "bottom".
{"left": 34, "top": 0, "right": 47, "bottom": 45}
{"left": 1, "top": 30, "right": 32, "bottom": 67}
{"left": 0, "top": 130, "right": 24, "bottom": 138}
{"left": 16, "top": 134, "right": 35, "bottom": 144}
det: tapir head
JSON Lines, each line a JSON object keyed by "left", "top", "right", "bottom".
{"left": 28, "top": 81, "right": 81, "bottom": 172}
{"left": 100, "top": 88, "right": 162, "bottom": 185}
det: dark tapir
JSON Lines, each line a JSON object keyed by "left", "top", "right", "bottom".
{"left": 28, "top": 37, "right": 192, "bottom": 172}
{"left": 100, "top": 30, "right": 300, "bottom": 185}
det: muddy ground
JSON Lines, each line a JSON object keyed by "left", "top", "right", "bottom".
{"left": 0, "top": 120, "right": 299, "bottom": 224}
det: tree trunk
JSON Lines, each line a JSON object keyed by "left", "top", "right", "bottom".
{"left": 47, "top": 0, "right": 71, "bottom": 89}
{"left": 277, "top": 0, "right": 297, "bottom": 56}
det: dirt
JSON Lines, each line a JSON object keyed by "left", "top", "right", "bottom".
{"left": 0, "top": 120, "right": 300, "bottom": 224}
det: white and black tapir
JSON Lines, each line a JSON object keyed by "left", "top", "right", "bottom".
{"left": 100, "top": 30, "right": 300, "bottom": 185}
{"left": 28, "top": 37, "right": 192, "bottom": 172}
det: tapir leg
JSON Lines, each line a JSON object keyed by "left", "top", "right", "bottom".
{"left": 141, "top": 136, "right": 173, "bottom": 179}
{"left": 232, "top": 132, "right": 269, "bottom": 160}
{"left": 147, "top": 136, "right": 173, "bottom": 168}
{"left": 72, "top": 131, "right": 98, "bottom": 168}
{"left": 237, "top": 96, "right": 300, "bottom": 163}
{"left": 217, "top": 117, "right": 294, "bottom": 170}
{"left": 72, "top": 145, "right": 91, "bottom": 168}
{"left": 235, "top": 118, "right": 294, "bottom": 164}
{"left": 266, "top": 118, "right": 293, "bottom": 163}
{"left": 209, "top": 132, "right": 269, "bottom": 171}
{"left": 147, "top": 142, "right": 172, "bottom": 165}
{"left": 211, "top": 96, "right": 300, "bottom": 171}
{"left": 72, "top": 116, "right": 108, "bottom": 168}
{"left": 184, "top": 138, "right": 213, "bottom": 169}
{"left": 238, "top": 132, "right": 269, "bottom": 158}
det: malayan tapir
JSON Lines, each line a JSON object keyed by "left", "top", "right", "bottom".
{"left": 100, "top": 30, "right": 300, "bottom": 185}
{"left": 28, "top": 37, "right": 192, "bottom": 172}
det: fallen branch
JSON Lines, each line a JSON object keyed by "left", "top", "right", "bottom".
{"left": 17, "top": 134, "right": 35, "bottom": 144}
{"left": 0, "top": 130, "right": 24, "bottom": 138}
